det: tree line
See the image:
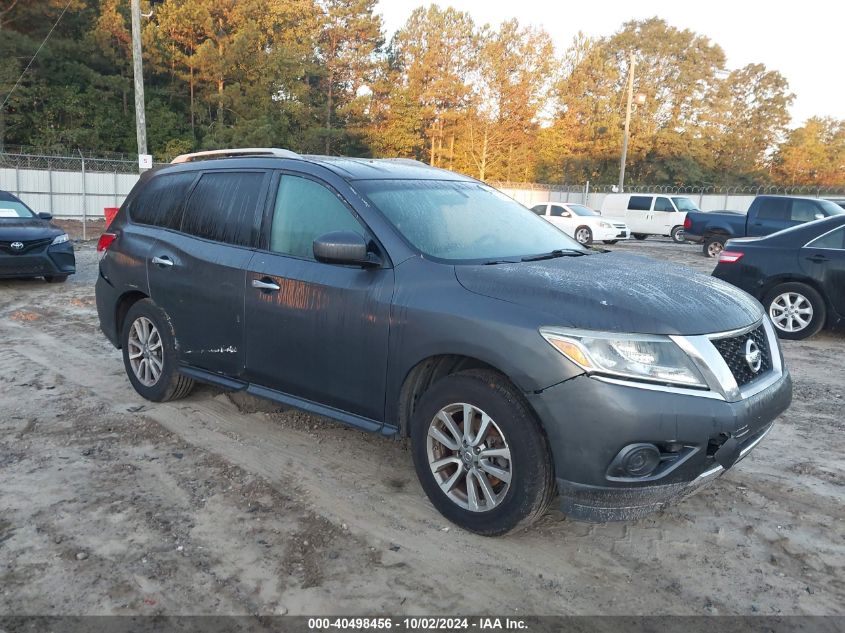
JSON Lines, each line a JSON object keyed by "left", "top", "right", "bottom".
{"left": 1, "top": 0, "right": 843, "bottom": 187}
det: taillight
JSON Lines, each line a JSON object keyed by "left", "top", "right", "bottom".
{"left": 684, "top": 216, "right": 692, "bottom": 229}
{"left": 97, "top": 232, "right": 116, "bottom": 252}
{"left": 718, "top": 250, "right": 744, "bottom": 264}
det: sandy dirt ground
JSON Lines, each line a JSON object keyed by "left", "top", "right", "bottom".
{"left": 1, "top": 226, "right": 843, "bottom": 616}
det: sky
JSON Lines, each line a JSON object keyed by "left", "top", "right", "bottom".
{"left": 375, "top": 0, "right": 845, "bottom": 128}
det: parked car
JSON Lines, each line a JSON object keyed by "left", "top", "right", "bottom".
{"left": 684, "top": 195, "right": 844, "bottom": 258}
{"left": 529, "top": 201, "right": 629, "bottom": 245}
{"left": 599, "top": 193, "right": 696, "bottom": 243}
{"left": 0, "top": 190, "right": 75, "bottom": 283}
{"left": 712, "top": 215, "right": 845, "bottom": 340}
{"left": 95, "top": 148, "right": 791, "bottom": 535}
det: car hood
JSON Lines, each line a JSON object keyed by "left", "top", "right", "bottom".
{"left": 0, "top": 218, "right": 62, "bottom": 242}
{"left": 454, "top": 251, "right": 763, "bottom": 336}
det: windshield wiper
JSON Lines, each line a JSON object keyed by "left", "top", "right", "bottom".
{"left": 521, "top": 249, "right": 587, "bottom": 262}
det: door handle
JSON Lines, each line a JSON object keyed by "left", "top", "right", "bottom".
{"left": 152, "top": 255, "right": 174, "bottom": 267}
{"left": 252, "top": 278, "right": 280, "bottom": 292}
{"left": 806, "top": 254, "right": 828, "bottom": 263}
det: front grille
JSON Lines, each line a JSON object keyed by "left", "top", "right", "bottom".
{"left": 0, "top": 238, "right": 52, "bottom": 255}
{"left": 711, "top": 324, "right": 772, "bottom": 387}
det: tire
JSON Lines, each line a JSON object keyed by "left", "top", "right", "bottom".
{"left": 670, "top": 226, "right": 685, "bottom": 243}
{"left": 574, "top": 226, "right": 593, "bottom": 245}
{"left": 602, "top": 240, "right": 619, "bottom": 245}
{"left": 632, "top": 233, "right": 647, "bottom": 240}
{"left": 410, "top": 369, "right": 555, "bottom": 536}
{"left": 121, "top": 298, "right": 194, "bottom": 402}
{"left": 763, "top": 282, "right": 826, "bottom": 340}
{"left": 44, "top": 275, "right": 68, "bottom": 283}
{"left": 703, "top": 236, "right": 725, "bottom": 258}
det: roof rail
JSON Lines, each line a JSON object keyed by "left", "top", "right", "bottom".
{"left": 379, "top": 157, "right": 428, "bottom": 167}
{"left": 170, "top": 148, "right": 301, "bottom": 164}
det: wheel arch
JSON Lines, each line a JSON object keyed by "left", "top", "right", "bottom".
{"left": 396, "top": 354, "right": 531, "bottom": 438}
{"left": 114, "top": 290, "right": 150, "bottom": 348}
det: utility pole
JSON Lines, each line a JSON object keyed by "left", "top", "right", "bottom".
{"left": 130, "top": 0, "right": 148, "bottom": 165}
{"left": 618, "top": 51, "right": 635, "bottom": 193}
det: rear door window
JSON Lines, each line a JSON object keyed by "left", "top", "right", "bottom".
{"left": 530, "top": 205, "right": 547, "bottom": 216}
{"left": 628, "top": 196, "right": 652, "bottom": 211}
{"left": 129, "top": 172, "right": 197, "bottom": 230}
{"left": 269, "top": 174, "right": 364, "bottom": 259}
{"left": 790, "top": 200, "right": 820, "bottom": 222}
{"left": 807, "top": 226, "right": 845, "bottom": 250}
{"left": 654, "top": 197, "right": 674, "bottom": 212}
{"left": 180, "top": 171, "right": 266, "bottom": 247}
{"left": 755, "top": 198, "right": 789, "bottom": 220}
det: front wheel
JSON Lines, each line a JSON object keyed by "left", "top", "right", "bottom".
{"left": 764, "top": 283, "right": 826, "bottom": 340}
{"left": 410, "top": 370, "right": 555, "bottom": 536}
{"left": 121, "top": 299, "right": 195, "bottom": 401}
{"left": 632, "top": 233, "right": 647, "bottom": 240}
{"left": 670, "top": 226, "right": 685, "bottom": 243}
{"left": 574, "top": 226, "right": 593, "bottom": 245}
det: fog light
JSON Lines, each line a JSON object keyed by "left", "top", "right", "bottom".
{"left": 613, "top": 443, "right": 661, "bottom": 478}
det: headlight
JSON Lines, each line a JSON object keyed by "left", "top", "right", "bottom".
{"left": 598, "top": 221, "right": 612, "bottom": 229}
{"left": 51, "top": 233, "right": 69, "bottom": 245}
{"left": 539, "top": 327, "right": 707, "bottom": 388}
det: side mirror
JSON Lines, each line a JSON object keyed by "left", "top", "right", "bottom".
{"left": 561, "top": 211, "right": 571, "bottom": 218}
{"left": 814, "top": 213, "right": 825, "bottom": 220}
{"left": 313, "top": 231, "right": 378, "bottom": 267}
{"left": 38, "top": 212, "right": 53, "bottom": 220}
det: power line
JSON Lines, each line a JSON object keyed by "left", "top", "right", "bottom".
{"left": 0, "top": 0, "right": 74, "bottom": 110}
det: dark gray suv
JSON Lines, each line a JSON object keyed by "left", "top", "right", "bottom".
{"left": 95, "top": 148, "right": 792, "bottom": 535}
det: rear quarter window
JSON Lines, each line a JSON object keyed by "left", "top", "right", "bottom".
{"left": 755, "top": 198, "right": 789, "bottom": 220}
{"left": 180, "top": 171, "right": 266, "bottom": 247}
{"left": 628, "top": 196, "right": 652, "bottom": 211}
{"left": 128, "top": 172, "right": 197, "bottom": 230}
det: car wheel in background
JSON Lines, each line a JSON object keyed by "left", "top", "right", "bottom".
{"left": 671, "top": 226, "right": 685, "bottom": 243}
{"left": 44, "top": 275, "right": 68, "bottom": 283}
{"left": 602, "top": 240, "right": 619, "bottom": 245}
{"left": 632, "top": 233, "right": 647, "bottom": 240}
{"left": 410, "top": 369, "right": 555, "bottom": 536}
{"left": 121, "top": 298, "right": 195, "bottom": 401}
{"left": 575, "top": 226, "right": 593, "bottom": 245}
{"left": 704, "top": 236, "right": 725, "bottom": 258}
{"left": 764, "top": 283, "right": 826, "bottom": 340}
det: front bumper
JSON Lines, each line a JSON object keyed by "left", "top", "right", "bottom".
{"left": 0, "top": 242, "right": 76, "bottom": 278}
{"left": 527, "top": 368, "right": 792, "bottom": 522}
{"left": 594, "top": 226, "right": 629, "bottom": 241}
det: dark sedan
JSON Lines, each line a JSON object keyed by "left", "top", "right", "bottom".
{"left": 713, "top": 215, "right": 845, "bottom": 340}
{"left": 0, "top": 190, "right": 75, "bottom": 283}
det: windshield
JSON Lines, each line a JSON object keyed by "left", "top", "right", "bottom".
{"left": 818, "top": 200, "right": 845, "bottom": 216}
{"left": 568, "top": 204, "right": 599, "bottom": 217}
{"left": 671, "top": 197, "right": 700, "bottom": 212}
{"left": 357, "top": 179, "right": 587, "bottom": 262}
{"left": 0, "top": 200, "right": 36, "bottom": 219}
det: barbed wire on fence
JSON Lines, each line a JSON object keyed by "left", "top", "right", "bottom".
{"left": 492, "top": 181, "right": 845, "bottom": 197}
{"left": 0, "top": 148, "right": 166, "bottom": 174}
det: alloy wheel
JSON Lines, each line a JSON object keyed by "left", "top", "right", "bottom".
{"left": 707, "top": 241, "right": 724, "bottom": 257}
{"left": 575, "top": 228, "right": 590, "bottom": 244}
{"left": 426, "top": 403, "right": 512, "bottom": 512}
{"left": 770, "top": 292, "right": 813, "bottom": 333}
{"left": 127, "top": 316, "right": 164, "bottom": 387}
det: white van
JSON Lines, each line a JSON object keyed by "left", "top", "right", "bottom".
{"left": 600, "top": 194, "right": 699, "bottom": 243}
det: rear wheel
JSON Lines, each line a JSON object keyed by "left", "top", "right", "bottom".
{"left": 410, "top": 370, "right": 555, "bottom": 536}
{"left": 574, "top": 226, "right": 593, "bottom": 245}
{"left": 121, "top": 299, "right": 194, "bottom": 401}
{"left": 632, "top": 233, "right": 647, "bottom": 240}
{"left": 764, "top": 283, "right": 826, "bottom": 340}
{"left": 670, "top": 226, "right": 685, "bottom": 243}
{"left": 703, "top": 236, "right": 725, "bottom": 258}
